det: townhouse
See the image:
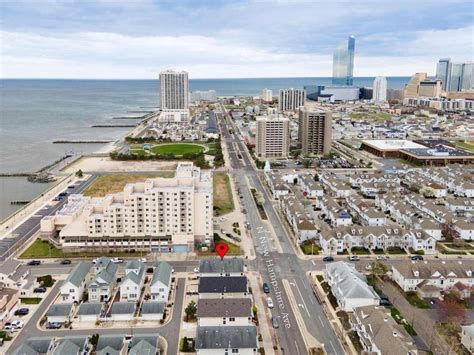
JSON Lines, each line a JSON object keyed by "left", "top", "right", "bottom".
{"left": 391, "top": 260, "right": 473, "bottom": 298}
{"left": 452, "top": 219, "right": 474, "bottom": 240}
{"left": 150, "top": 262, "right": 173, "bottom": 302}
{"left": 349, "top": 172, "right": 400, "bottom": 189}
{"left": 88, "top": 257, "right": 118, "bottom": 302}
{"left": 198, "top": 276, "right": 249, "bottom": 299}
{"left": 59, "top": 262, "right": 90, "bottom": 303}
{"left": 351, "top": 306, "right": 418, "bottom": 355}
{"left": 346, "top": 196, "right": 387, "bottom": 226}
{"left": 280, "top": 195, "right": 318, "bottom": 243}
{"left": 0, "top": 288, "right": 20, "bottom": 327}
{"left": 120, "top": 260, "right": 145, "bottom": 302}
{"left": 405, "top": 194, "right": 454, "bottom": 224}
{"left": 197, "top": 298, "right": 253, "bottom": 326}
{"left": 195, "top": 326, "right": 258, "bottom": 355}
{"left": 320, "top": 174, "right": 354, "bottom": 198}
{"left": 319, "top": 196, "right": 352, "bottom": 227}
{"left": 198, "top": 258, "right": 246, "bottom": 277}
{"left": 298, "top": 173, "right": 324, "bottom": 198}
{"left": 264, "top": 170, "right": 292, "bottom": 199}
{"left": 445, "top": 197, "right": 474, "bottom": 217}
{"left": 360, "top": 181, "right": 401, "bottom": 198}
{"left": 325, "top": 262, "right": 380, "bottom": 312}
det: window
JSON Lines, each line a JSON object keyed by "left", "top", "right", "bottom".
{"left": 232, "top": 350, "right": 239, "bottom": 353}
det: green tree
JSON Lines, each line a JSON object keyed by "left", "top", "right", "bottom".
{"left": 185, "top": 301, "right": 197, "bottom": 321}
{"left": 75, "top": 169, "right": 83, "bottom": 178}
{"left": 371, "top": 261, "right": 388, "bottom": 278}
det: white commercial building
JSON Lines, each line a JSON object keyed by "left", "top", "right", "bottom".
{"left": 41, "top": 163, "right": 213, "bottom": 252}
{"left": 373, "top": 76, "right": 387, "bottom": 104}
{"left": 278, "top": 88, "right": 305, "bottom": 112}
{"left": 261, "top": 88, "right": 273, "bottom": 102}
{"left": 159, "top": 70, "right": 189, "bottom": 110}
{"left": 157, "top": 109, "right": 190, "bottom": 123}
{"left": 190, "top": 90, "right": 217, "bottom": 102}
{"left": 256, "top": 115, "right": 290, "bottom": 159}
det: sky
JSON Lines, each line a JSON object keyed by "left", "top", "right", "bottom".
{"left": 0, "top": 0, "right": 473, "bottom": 79}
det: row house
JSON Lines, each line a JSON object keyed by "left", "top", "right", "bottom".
{"left": 319, "top": 225, "right": 436, "bottom": 255}
{"left": 264, "top": 171, "right": 291, "bottom": 199}
{"left": 391, "top": 260, "right": 473, "bottom": 298}
{"left": 360, "top": 181, "right": 401, "bottom": 198}
{"left": 120, "top": 260, "right": 145, "bottom": 302}
{"left": 346, "top": 196, "right": 386, "bottom": 226}
{"left": 280, "top": 195, "right": 318, "bottom": 243}
{"left": 319, "top": 196, "right": 352, "bottom": 227}
{"left": 455, "top": 181, "right": 474, "bottom": 198}
{"left": 319, "top": 174, "right": 354, "bottom": 198}
{"left": 405, "top": 194, "right": 454, "bottom": 224}
{"left": 445, "top": 198, "right": 474, "bottom": 217}
{"left": 413, "top": 218, "right": 443, "bottom": 240}
{"left": 298, "top": 174, "right": 324, "bottom": 198}
{"left": 60, "top": 262, "right": 90, "bottom": 303}
{"left": 375, "top": 194, "right": 417, "bottom": 226}
{"left": 452, "top": 219, "right": 474, "bottom": 240}
{"left": 349, "top": 172, "right": 400, "bottom": 188}
{"left": 88, "top": 257, "right": 118, "bottom": 302}
{"left": 422, "top": 182, "right": 447, "bottom": 198}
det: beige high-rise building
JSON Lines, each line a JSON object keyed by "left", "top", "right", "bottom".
{"left": 40, "top": 163, "right": 213, "bottom": 252}
{"left": 404, "top": 72, "right": 442, "bottom": 98}
{"left": 256, "top": 115, "right": 290, "bottom": 159}
{"left": 298, "top": 107, "right": 332, "bottom": 156}
{"left": 261, "top": 88, "right": 273, "bottom": 102}
{"left": 160, "top": 70, "right": 189, "bottom": 110}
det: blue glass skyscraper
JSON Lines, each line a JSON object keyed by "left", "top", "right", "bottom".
{"left": 332, "top": 36, "right": 355, "bottom": 86}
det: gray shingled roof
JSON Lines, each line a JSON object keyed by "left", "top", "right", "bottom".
{"left": 199, "top": 258, "right": 245, "bottom": 274}
{"left": 11, "top": 344, "right": 37, "bottom": 355}
{"left": 151, "top": 261, "right": 172, "bottom": 287}
{"left": 77, "top": 302, "right": 102, "bottom": 315}
{"left": 197, "top": 298, "right": 252, "bottom": 318}
{"left": 111, "top": 302, "right": 135, "bottom": 314}
{"left": 129, "top": 339, "right": 157, "bottom": 355}
{"left": 89, "top": 261, "right": 118, "bottom": 288}
{"left": 196, "top": 326, "right": 258, "bottom": 349}
{"left": 17, "top": 338, "right": 53, "bottom": 354}
{"left": 96, "top": 346, "right": 119, "bottom": 355}
{"left": 129, "top": 334, "right": 159, "bottom": 349}
{"left": 64, "top": 262, "right": 90, "bottom": 287}
{"left": 198, "top": 276, "right": 247, "bottom": 293}
{"left": 52, "top": 339, "right": 80, "bottom": 355}
{"left": 141, "top": 302, "right": 166, "bottom": 315}
{"left": 96, "top": 335, "right": 125, "bottom": 352}
{"left": 122, "top": 262, "right": 145, "bottom": 286}
{"left": 46, "top": 303, "right": 73, "bottom": 317}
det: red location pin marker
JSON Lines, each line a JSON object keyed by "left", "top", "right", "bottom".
{"left": 216, "top": 242, "right": 229, "bottom": 260}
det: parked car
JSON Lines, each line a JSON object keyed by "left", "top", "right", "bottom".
{"left": 262, "top": 283, "right": 270, "bottom": 294}
{"left": 67, "top": 185, "right": 76, "bottom": 189}
{"left": 271, "top": 316, "right": 279, "bottom": 329}
{"left": 348, "top": 256, "right": 360, "bottom": 261}
{"left": 193, "top": 267, "right": 200, "bottom": 273}
{"left": 3, "top": 324, "right": 16, "bottom": 332}
{"left": 60, "top": 259, "right": 71, "bottom": 265}
{"left": 111, "top": 257, "right": 124, "bottom": 264}
{"left": 429, "top": 299, "right": 436, "bottom": 305}
{"left": 34, "top": 286, "right": 47, "bottom": 293}
{"left": 379, "top": 298, "right": 392, "bottom": 307}
{"left": 322, "top": 256, "right": 334, "bottom": 262}
{"left": 138, "top": 258, "right": 147, "bottom": 263}
{"left": 376, "top": 255, "right": 387, "bottom": 260}
{"left": 410, "top": 255, "right": 423, "bottom": 261}
{"left": 46, "top": 322, "right": 62, "bottom": 329}
{"left": 14, "top": 308, "right": 29, "bottom": 316}
{"left": 27, "top": 260, "right": 41, "bottom": 266}
{"left": 58, "top": 192, "right": 68, "bottom": 197}
{"left": 267, "top": 297, "right": 274, "bottom": 309}
{"left": 11, "top": 320, "right": 24, "bottom": 329}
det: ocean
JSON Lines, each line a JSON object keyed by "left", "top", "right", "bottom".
{"left": 0, "top": 77, "right": 410, "bottom": 220}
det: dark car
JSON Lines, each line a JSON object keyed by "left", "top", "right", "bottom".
{"left": 27, "top": 260, "right": 41, "bottom": 266}
{"left": 263, "top": 283, "right": 270, "bottom": 294}
{"left": 34, "top": 287, "right": 47, "bottom": 293}
{"left": 380, "top": 298, "right": 392, "bottom": 307}
{"left": 14, "top": 308, "right": 29, "bottom": 316}
{"left": 60, "top": 259, "right": 71, "bottom": 265}
{"left": 410, "top": 255, "right": 423, "bottom": 261}
{"left": 271, "top": 316, "right": 279, "bottom": 329}
{"left": 323, "top": 256, "right": 334, "bottom": 262}
{"left": 58, "top": 192, "right": 68, "bottom": 197}
{"left": 46, "top": 322, "right": 62, "bottom": 329}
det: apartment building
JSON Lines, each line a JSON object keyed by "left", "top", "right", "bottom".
{"left": 41, "top": 163, "right": 213, "bottom": 252}
{"left": 256, "top": 115, "right": 290, "bottom": 159}
{"left": 261, "top": 88, "right": 273, "bottom": 102}
{"left": 160, "top": 70, "right": 189, "bottom": 110}
{"left": 278, "top": 88, "right": 305, "bottom": 112}
{"left": 298, "top": 107, "right": 332, "bottom": 156}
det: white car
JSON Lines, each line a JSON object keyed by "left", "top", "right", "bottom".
{"left": 138, "top": 258, "right": 147, "bottom": 262}
{"left": 111, "top": 257, "right": 124, "bottom": 264}
{"left": 194, "top": 267, "right": 200, "bottom": 273}
{"left": 11, "top": 320, "right": 24, "bottom": 329}
{"left": 376, "top": 255, "right": 387, "bottom": 260}
{"left": 267, "top": 297, "right": 274, "bottom": 309}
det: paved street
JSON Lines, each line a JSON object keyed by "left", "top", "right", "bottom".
{"left": 8, "top": 278, "right": 186, "bottom": 354}
{"left": 219, "top": 102, "right": 345, "bottom": 354}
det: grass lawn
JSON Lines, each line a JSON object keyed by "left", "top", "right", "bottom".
{"left": 387, "top": 247, "right": 407, "bottom": 255}
{"left": 206, "top": 143, "right": 218, "bottom": 155}
{"left": 405, "top": 292, "right": 429, "bottom": 309}
{"left": 0, "top": 331, "right": 12, "bottom": 341}
{"left": 83, "top": 173, "right": 174, "bottom": 197}
{"left": 21, "top": 297, "right": 42, "bottom": 304}
{"left": 300, "top": 241, "right": 320, "bottom": 255}
{"left": 151, "top": 143, "right": 204, "bottom": 156}
{"left": 20, "top": 239, "right": 62, "bottom": 258}
{"left": 213, "top": 233, "right": 242, "bottom": 255}
{"left": 351, "top": 247, "right": 371, "bottom": 255}
{"left": 21, "top": 239, "right": 149, "bottom": 259}
{"left": 391, "top": 307, "right": 417, "bottom": 336}
{"left": 456, "top": 141, "right": 474, "bottom": 153}
{"left": 213, "top": 172, "right": 234, "bottom": 216}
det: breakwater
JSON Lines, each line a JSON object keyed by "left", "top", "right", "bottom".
{"left": 53, "top": 140, "right": 113, "bottom": 144}
{"left": 91, "top": 124, "right": 137, "bottom": 128}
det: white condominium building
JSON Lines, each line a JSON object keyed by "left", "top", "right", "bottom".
{"left": 372, "top": 76, "right": 387, "bottom": 104}
{"left": 256, "top": 115, "right": 290, "bottom": 159}
{"left": 261, "top": 88, "right": 273, "bottom": 102}
{"left": 278, "top": 88, "right": 305, "bottom": 112}
{"left": 160, "top": 70, "right": 189, "bottom": 110}
{"left": 41, "top": 163, "right": 213, "bottom": 252}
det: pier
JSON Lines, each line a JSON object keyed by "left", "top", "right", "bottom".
{"left": 10, "top": 200, "right": 31, "bottom": 205}
{"left": 53, "top": 140, "right": 114, "bottom": 144}
{"left": 111, "top": 116, "right": 144, "bottom": 119}
{"left": 91, "top": 124, "right": 137, "bottom": 128}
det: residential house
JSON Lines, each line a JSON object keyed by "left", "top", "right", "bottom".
{"left": 455, "top": 181, "right": 474, "bottom": 198}
{"left": 197, "top": 298, "right": 252, "bottom": 326}
{"left": 325, "top": 262, "right": 380, "bottom": 312}
{"left": 59, "top": 262, "right": 90, "bottom": 303}
{"left": 452, "top": 219, "right": 474, "bottom": 240}
{"left": 351, "top": 305, "right": 418, "bottom": 355}
{"left": 320, "top": 196, "right": 352, "bottom": 227}
{"left": 445, "top": 198, "right": 474, "bottom": 217}
{"left": 195, "top": 326, "right": 258, "bottom": 355}
{"left": 52, "top": 336, "right": 90, "bottom": 355}
{"left": 110, "top": 302, "right": 135, "bottom": 321}
{"left": 11, "top": 338, "right": 55, "bottom": 355}
{"left": 96, "top": 335, "right": 125, "bottom": 355}
{"left": 390, "top": 260, "right": 473, "bottom": 298}
{"left": 199, "top": 258, "right": 246, "bottom": 277}
{"left": 128, "top": 335, "right": 159, "bottom": 355}
{"left": 320, "top": 174, "right": 354, "bottom": 198}
{"left": 120, "top": 260, "right": 145, "bottom": 302}
{"left": 0, "top": 287, "right": 19, "bottom": 327}
{"left": 88, "top": 258, "right": 118, "bottom": 302}
{"left": 46, "top": 303, "right": 74, "bottom": 324}
{"left": 198, "top": 276, "right": 248, "bottom": 299}
{"left": 264, "top": 171, "right": 292, "bottom": 199}
{"left": 76, "top": 303, "right": 103, "bottom": 323}
{"left": 460, "top": 324, "right": 474, "bottom": 353}
{"left": 141, "top": 302, "right": 166, "bottom": 321}
{"left": 150, "top": 262, "right": 173, "bottom": 302}
{"left": 299, "top": 174, "right": 324, "bottom": 198}
{"left": 280, "top": 195, "right": 318, "bottom": 242}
